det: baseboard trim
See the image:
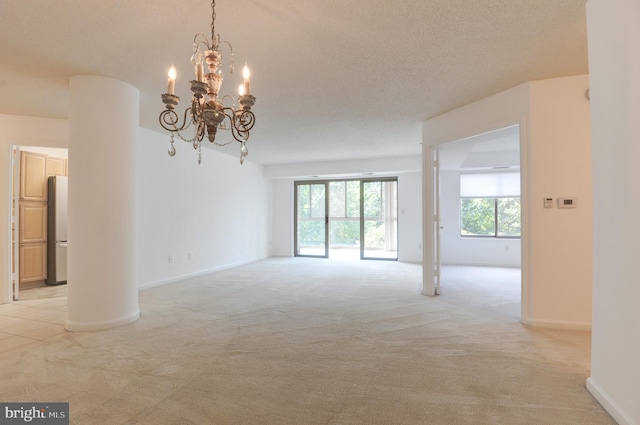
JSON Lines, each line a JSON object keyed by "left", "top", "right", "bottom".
{"left": 441, "top": 262, "right": 521, "bottom": 269}
{"left": 520, "top": 317, "right": 591, "bottom": 331}
{"left": 65, "top": 309, "right": 140, "bottom": 332}
{"left": 586, "top": 377, "right": 636, "bottom": 425}
{"left": 138, "top": 257, "right": 266, "bottom": 291}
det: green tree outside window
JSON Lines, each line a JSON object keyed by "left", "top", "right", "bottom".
{"left": 461, "top": 197, "right": 520, "bottom": 238}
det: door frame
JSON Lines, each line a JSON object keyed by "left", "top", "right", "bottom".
{"left": 360, "top": 177, "right": 398, "bottom": 261}
{"left": 3, "top": 145, "right": 69, "bottom": 304}
{"left": 422, "top": 119, "right": 528, "bottom": 324}
{"left": 9, "top": 146, "right": 21, "bottom": 301}
{"left": 294, "top": 180, "right": 329, "bottom": 258}
{"left": 422, "top": 146, "right": 440, "bottom": 295}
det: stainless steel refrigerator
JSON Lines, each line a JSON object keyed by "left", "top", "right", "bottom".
{"left": 46, "top": 175, "right": 68, "bottom": 285}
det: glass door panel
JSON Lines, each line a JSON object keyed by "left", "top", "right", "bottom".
{"left": 295, "top": 182, "right": 328, "bottom": 257}
{"left": 328, "top": 181, "right": 361, "bottom": 260}
{"left": 361, "top": 179, "right": 398, "bottom": 260}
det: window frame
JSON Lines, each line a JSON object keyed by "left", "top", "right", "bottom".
{"left": 460, "top": 196, "right": 521, "bottom": 239}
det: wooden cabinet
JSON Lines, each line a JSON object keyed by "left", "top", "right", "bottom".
{"left": 19, "top": 243, "right": 47, "bottom": 283}
{"left": 46, "top": 156, "right": 66, "bottom": 177}
{"left": 19, "top": 203, "right": 47, "bottom": 243}
{"left": 20, "top": 151, "right": 48, "bottom": 201}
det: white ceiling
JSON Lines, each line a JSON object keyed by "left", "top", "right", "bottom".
{"left": 438, "top": 125, "right": 520, "bottom": 171}
{"left": 0, "top": 0, "right": 588, "bottom": 165}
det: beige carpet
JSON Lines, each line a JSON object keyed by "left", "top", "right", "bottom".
{"left": 0, "top": 258, "right": 614, "bottom": 424}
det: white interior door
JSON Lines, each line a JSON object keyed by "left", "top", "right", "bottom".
{"left": 422, "top": 147, "right": 441, "bottom": 296}
{"left": 11, "top": 147, "right": 20, "bottom": 301}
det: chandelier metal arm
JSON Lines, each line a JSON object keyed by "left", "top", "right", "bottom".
{"left": 159, "top": 106, "right": 192, "bottom": 134}
{"left": 193, "top": 34, "right": 212, "bottom": 53}
{"left": 229, "top": 108, "right": 256, "bottom": 143}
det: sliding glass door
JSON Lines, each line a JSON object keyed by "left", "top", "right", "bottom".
{"left": 361, "top": 179, "right": 398, "bottom": 260}
{"left": 295, "top": 182, "right": 328, "bottom": 257}
{"left": 295, "top": 178, "right": 397, "bottom": 260}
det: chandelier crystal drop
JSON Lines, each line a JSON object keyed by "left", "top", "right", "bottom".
{"left": 159, "top": 0, "right": 256, "bottom": 164}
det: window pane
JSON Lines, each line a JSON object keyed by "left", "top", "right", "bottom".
{"left": 330, "top": 220, "right": 360, "bottom": 246}
{"left": 363, "top": 181, "right": 382, "bottom": 217}
{"left": 310, "top": 185, "right": 325, "bottom": 218}
{"left": 497, "top": 197, "right": 521, "bottom": 237}
{"left": 461, "top": 198, "right": 495, "bottom": 236}
{"left": 329, "top": 182, "right": 345, "bottom": 218}
{"left": 299, "top": 220, "right": 325, "bottom": 246}
{"left": 364, "top": 220, "right": 385, "bottom": 249}
{"left": 297, "top": 185, "right": 310, "bottom": 218}
{"left": 346, "top": 181, "right": 361, "bottom": 218}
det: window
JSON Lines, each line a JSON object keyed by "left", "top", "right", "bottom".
{"left": 460, "top": 172, "right": 520, "bottom": 238}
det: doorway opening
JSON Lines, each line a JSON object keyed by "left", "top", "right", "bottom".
{"left": 8, "top": 145, "right": 68, "bottom": 302}
{"left": 294, "top": 178, "right": 398, "bottom": 260}
{"left": 428, "top": 124, "right": 523, "bottom": 318}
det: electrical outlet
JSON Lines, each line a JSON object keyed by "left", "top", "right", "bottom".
{"left": 188, "top": 252, "right": 192, "bottom": 261}
{"left": 168, "top": 255, "right": 173, "bottom": 264}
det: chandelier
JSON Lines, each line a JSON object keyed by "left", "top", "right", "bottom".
{"left": 159, "top": 0, "right": 256, "bottom": 164}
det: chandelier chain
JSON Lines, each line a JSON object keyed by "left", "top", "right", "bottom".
{"left": 211, "top": 0, "right": 216, "bottom": 42}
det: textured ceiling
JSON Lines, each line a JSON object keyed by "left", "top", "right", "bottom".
{"left": 0, "top": 0, "right": 588, "bottom": 165}
{"left": 438, "top": 125, "right": 520, "bottom": 171}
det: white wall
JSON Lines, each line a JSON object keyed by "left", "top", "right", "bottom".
{"left": 1, "top": 113, "right": 271, "bottom": 303}
{"left": 271, "top": 179, "right": 294, "bottom": 257}
{"left": 397, "top": 171, "right": 422, "bottom": 263}
{"left": 137, "top": 127, "right": 271, "bottom": 287}
{"left": 66, "top": 75, "right": 141, "bottom": 331}
{"left": 527, "top": 75, "right": 592, "bottom": 329}
{"left": 439, "top": 170, "right": 521, "bottom": 267}
{"left": 267, "top": 157, "right": 423, "bottom": 263}
{"left": 423, "top": 75, "right": 592, "bottom": 329}
{"left": 586, "top": 1, "right": 640, "bottom": 424}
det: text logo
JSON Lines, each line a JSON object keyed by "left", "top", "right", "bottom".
{"left": 0, "top": 403, "right": 68, "bottom": 425}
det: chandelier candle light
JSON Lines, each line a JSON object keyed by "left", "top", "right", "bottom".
{"left": 160, "top": 0, "right": 256, "bottom": 164}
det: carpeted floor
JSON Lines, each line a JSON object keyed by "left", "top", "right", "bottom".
{"left": 0, "top": 258, "right": 614, "bottom": 424}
